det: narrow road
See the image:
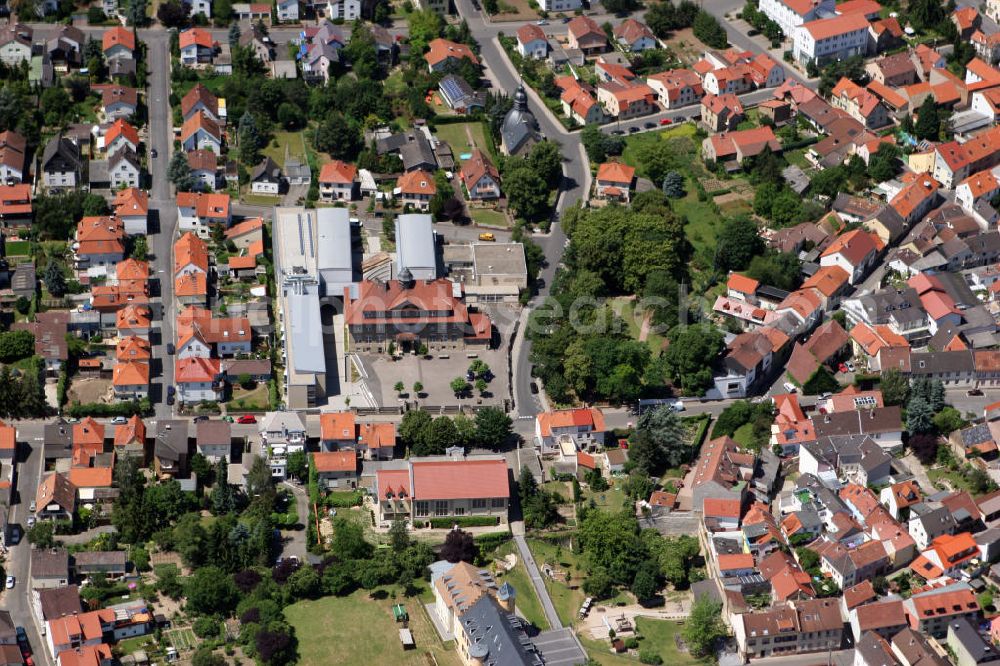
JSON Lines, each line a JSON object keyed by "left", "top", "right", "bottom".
{"left": 139, "top": 28, "right": 178, "bottom": 419}
{"left": 279, "top": 481, "right": 309, "bottom": 561}
{"left": 2, "top": 423, "right": 48, "bottom": 665}
{"left": 513, "top": 534, "right": 563, "bottom": 630}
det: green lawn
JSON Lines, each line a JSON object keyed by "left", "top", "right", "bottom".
{"left": 261, "top": 130, "right": 309, "bottom": 168}
{"left": 285, "top": 590, "right": 461, "bottom": 666}
{"left": 582, "top": 617, "right": 702, "bottom": 665}
{"left": 4, "top": 240, "right": 29, "bottom": 256}
{"left": 612, "top": 297, "right": 666, "bottom": 354}
{"left": 583, "top": 484, "right": 628, "bottom": 514}
{"left": 525, "top": 538, "right": 633, "bottom": 628}
{"left": 784, "top": 148, "right": 812, "bottom": 169}
{"left": 434, "top": 121, "right": 490, "bottom": 155}
{"left": 732, "top": 422, "right": 756, "bottom": 448}
{"left": 494, "top": 542, "right": 550, "bottom": 631}
{"left": 469, "top": 207, "right": 510, "bottom": 228}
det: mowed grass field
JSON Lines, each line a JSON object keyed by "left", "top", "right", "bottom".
{"left": 285, "top": 590, "right": 462, "bottom": 666}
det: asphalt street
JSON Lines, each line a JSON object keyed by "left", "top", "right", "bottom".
{"left": 142, "top": 29, "right": 178, "bottom": 420}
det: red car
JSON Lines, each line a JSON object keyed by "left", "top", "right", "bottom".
{"left": 659, "top": 118, "right": 673, "bottom": 125}
{"left": 237, "top": 415, "right": 257, "bottom": 424}
{"left": 838, "top": 363, "right": 848, "bottom": 373}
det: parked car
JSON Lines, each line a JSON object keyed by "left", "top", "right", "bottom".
{"left": 644, "top": 121, "right": 655, "bottom": 128}
{"left": 628, "top": 126, "right": 639, "bottom": 133}
{"left": 6, "top": 576, "right": 15, "bottom": 589}
{"left": 529, "top": 382, "right": 538, "bottom": 395}
{"left": 193, "top": 415, "right": 208, "bottom": 423}
{"left": 782, "top": 382, "right": 798, "bottom": 393}
{"left": 536, "top": 19, "right": 547, "bottom": 24}
{"left": 26, "top": 516, "right": 34, "bottom": 528}
{"left": 237, "top": 415, "right": 257, "bottom": 424}
{"left": 660, "top": 118, "right": 673, "bottom": 125}
{"left": 28, "top": 501, "right": 34, "bottom": 512}
{"left": 15, "top": 627, "right": 26, "bottom": 643}
{"left": 167, "top": 386, "right": 176, "bottom": 396}
{"left": 968, "top": 388, "right": 984, "bottom": 396}
{"left": 166, "top": 343, "right": 175, "bottom": 355}
{"left": 223, "top": 415, "right": 234, "bottom": 423}
{"left": 110, "top": 416, "right": 127, "bottom": 425}
{"left": 167, "top": 395, "right": 175, "bottom": 406}
{"left": 671, "top": 400, "right": 685, "bottom": 412}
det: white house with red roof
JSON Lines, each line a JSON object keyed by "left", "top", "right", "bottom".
{"left": 758, "top": 0, "right": 835, "bottom": 41}
{"left": 175, "top": 357, "right": 222, "bottom": 403}
{"left": 646, "top": 69, "right": 703, "bottom": 108}
{"left": 793, "top": 13, "right": 871, "bottom": 66}
{"left": 318, "top": 160, "right": 358, "bottom": 202}
{"left": 613, "top": 19, "right": 657, "bottom": 52}
{"left": 373, "top": 456, "right": 510, "bottom": 527}
{"left": 534, "top": 407, "right": 607, "bottom": 451}
{"left": 820, "top": 229, "right": 882, "bottom": 285}
{"left": 956, "top": 168, "right": 1000, "bottom": 212}
{"left": 516, "top": 24, "right": 547, "bottom": 59}
{"left": 312, "top": 451, "right": 358, "bottom": 489}
{"left": 594, "top": 162, "right": 635, "bottom": 202}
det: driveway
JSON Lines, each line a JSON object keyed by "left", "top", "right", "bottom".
{"left": 279, "top": 481, "right": 309, "bottom": 561}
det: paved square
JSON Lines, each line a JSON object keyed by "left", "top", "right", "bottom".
{"left": 533, "top": 628, "right": 587, "bottom": 666}
{"left": 363, "top": 347, "right": 510, "bottom": 408}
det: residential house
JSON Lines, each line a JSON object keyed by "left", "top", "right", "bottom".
{"left": 101, "top": 86, "right": 137, "bottom": 120}
{"left": 534, "top": 407, "right": 606, "bottom": 451}
{"left": 460, "top": 150, "right": 500, "bottom": 201}
{"left": 566, "top": 17, "right": 607, "bottom": 55}
{"left": 596, "top": 81, "right": 657, "bottom": 119}
{"left": 933, "top": 125, "right": 1000, "bottom": 188}
{"left": 313, "top": 451, "right": 358, "bottom": 489}
{"left": 35, "top": 472, "right": 76, "bottom": 521}
{"left": 31, "top": 549, "right": 69, "bottom": 589}
{"left": 102, "top": 27, "right": 134, "bottom": 61}
{"left": 613, "top": 19, "right": 657, "bottom": 52}
{"left": 113, "top": 415, "right": 146, "bottom": 459}
{"left": 73, "top": 551, "right": 127, "bottom": 579}
{"left": 107, "top": 149, "right": 140, "bottom": 190}
{"left": 259, "top": 411, "right": 307, "bottom": 480}
{"left": 516, "top": 24, "right": 548, "bottom": 59}
{"left": 903, "top": 583, "right": 980, "bottom": 637}
{"left": 733, "top": 599, "right": 844, "bottom": 659}
{"left": 319, "top": 412, "right": 396, "bottom": 459}
{"left": 0, "top": 25, "right": 32, "bottom": 67}
{"left": 0, "top": 131, "right": 26, "bottom": 185}
{"left": 701, "top": 93, "right": 745, "bottom": 132}
{"left": 42, "top": 136, "right": 82, "bottom": 191}
{"left": 179, "top": 28, "right": 215, "bottom": 65}
{"left": 820, "top": 229, "right": 881, "bottom": 285}
{"left": 646, "top": 69, "right": 703, "bottom": 108}
{"left": 911, "top": 532, "right": 980, "bottom": 580}
{"left": 176, "top": 192, "right": 231, "bottom": 237}
{"left": 758, "top": 0, "right": 835, "bottom": 41}
{"left": 831, "top": 78, "right": 891, "bottom": 129}
{"left": 196, "top": 421, "right": 231, "bottom": 461}
{"left": 424, "top": 38, "right": 478, "bottom": 73}
{"left": 175, "top": 357, "right": 223, "bottom": 404}
{"left": 594, "top": 162, "right": 635, "bottom": 203}
{"left": 396, "top": 169, "right": 436, "bottom": 211}
{"left": 714, "top": 326, "right": 790, "bottom": 398}
{"left": 115, "top": 305, "right": 151, "bottom": 339}
{"left": 250, "top": 157, "right": 283, "bottom": 195}
{"left": 438, "top": 74, "right": 484, "bottom": 114}
{"left": 794, "top": 13, "right": 871, "bottom": 66}
{"left": 702, "top": 126, "right": 782, "bottom": 164}
{"left": 187, "top": 149, "right": 218, "bottom": 192}
{"left": 682, "top": 435, "right": 755, "bottom": 512}
{"left": 180, "top": 83, "right": 221, "bottom": 124}
{"left": 74, "top": 216, "right": 125, "bottom": 269}
{"left": 112, "top": 361, "right": 149, "bottom": 400}
{"left": 181, "top": 111, "right": 222, "bottom": 155}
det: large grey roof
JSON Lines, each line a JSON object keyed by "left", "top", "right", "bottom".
{"left": 395, "top": 214, "right": 436, "bottom": 275}
{"left": 288, "top": 291, "right": 326, "bottom": 374}
{"left": 316, "top": 208, "right": 352, "bottom": 274}
{"left": 460, "top": 595, "right": 543, "bottom": 666}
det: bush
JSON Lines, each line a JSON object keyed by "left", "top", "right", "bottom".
{"left": 428, "top": 516, "right": 499, "bottom": 529}
{"left": 326, "top": 491, "right": 364, "bottom": 508}
{"left": 192, "top": 617, "right": 221, "bottom": 639}
{"left": 474, "top": 531, "right": 513, "bottom": 553}
{"left": 639, "top": 650, "right": 663, "bottom": 665}
{"left": 67, "top": 400, "right": 151, "bottom": 418}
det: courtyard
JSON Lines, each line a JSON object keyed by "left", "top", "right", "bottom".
{"left": 363, "top": 346, "right": 510, "bottom": 409}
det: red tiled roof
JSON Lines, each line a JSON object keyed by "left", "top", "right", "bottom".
{"left": 536, "top": 407, "right": 606, "bottom": 437}
{"left": 313, "top": 451, "right": 356, "bottom": 473}
{"left": 411, "top": 458, "right": 509, "bottom": 500}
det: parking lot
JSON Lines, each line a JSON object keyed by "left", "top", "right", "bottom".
{"left": 363, "top": 347, "right": 510, "bottom": 408}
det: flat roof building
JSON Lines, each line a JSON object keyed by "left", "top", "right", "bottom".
{"left": 273, "top": 206, "right": 330, "bottom": 409}
{"left": 316, "top": 207, "right": 353, "bottom": 297}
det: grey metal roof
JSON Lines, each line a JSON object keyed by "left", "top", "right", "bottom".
{"left": 460, "top": 595, "right": 543, "bottom": 666}
{"left": 288, "top": 292, "right": 327, "bottom": 374}
{"left": 316, "top": 208, "right": 352, "bottom": 274}
{"left": 395, "top": 214, "right": 436, "bottom": 277}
